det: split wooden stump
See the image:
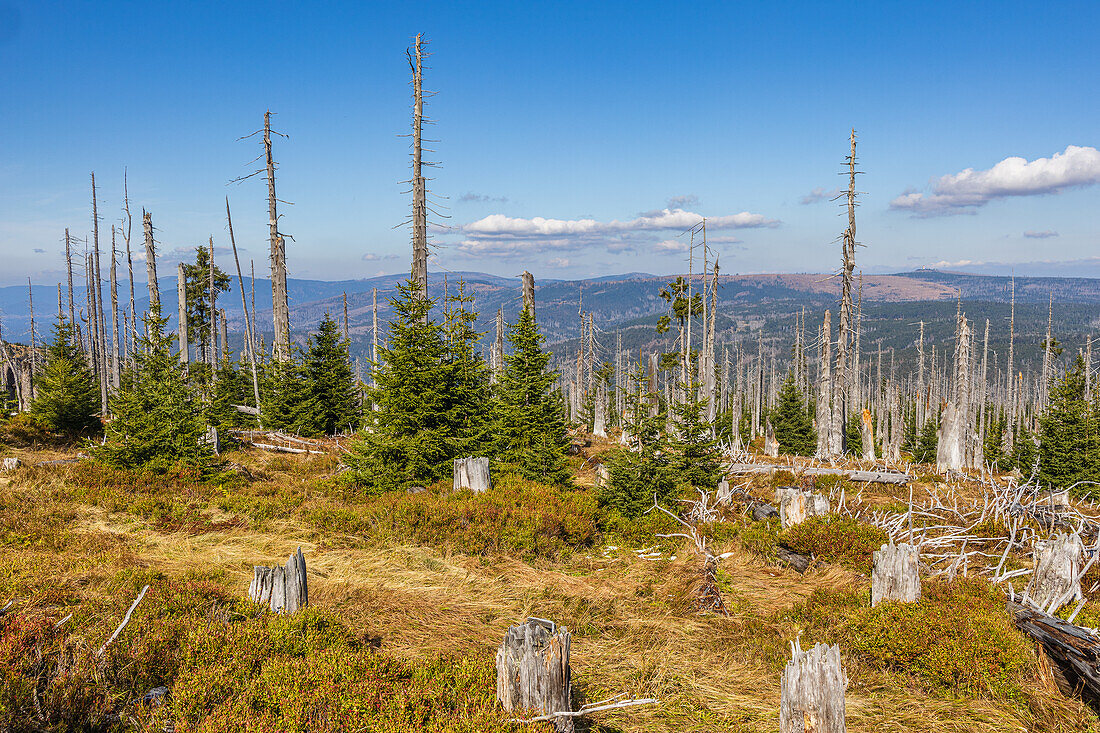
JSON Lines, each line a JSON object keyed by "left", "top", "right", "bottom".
{"left": 454, "top": 456, "right": 490, "bottom": 493}
{"left": 716, "top": 477, "right": 733, "bottom": 506}
{"left": 764, "top": 417, "right": 779, "bottom": 458}
{"left": 776, "top": 487, "right": 830, "bottom": 528}
{"left": 780, "top": 640, "right": 847, "bottom": 733}
{"left": 249, "top": 547, "right": 308, "bottom": 614}
{"left": 496, "top": 617, "right": 573, "bottom": 732}
{"left": 871, "top": 543, "right": 921, "bottom": 606}
{"left": 1027, "top": 532, "right": 1083, "bottom": 613}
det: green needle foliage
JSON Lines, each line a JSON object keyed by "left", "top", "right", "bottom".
{"left": 599, "top": 361, "right": 676, "bottom": 518}
{"left": 770, "top": 373, "right": 815, "bottom": 456}
{"left": 913, "top": 417, "right": 939, "bottom": 464}
{"left": 31, "top": 316, "right": 101, "bottom": 437}
{"left": 442, "top": 282, "right": 494, "bottom": 458}
{"left": 95, "top": 309, "right": 213, "bottom": 473}
{"left": 494, "top": 303, "right": 570, "bottom": 484}
{"left": 301, "top": 314, "right": 360, "bottom": 436}
{"left": 1038, "top": 354, "right": 1100, "bottom": 491}
{"left": 667, "top": 369, "right": 720, "bottom": 490}
{"left": 346, "top": 282, "right": 454, "bottom": 491}
{"left": 260, "top": 352, "right": 312, "bottom": 435}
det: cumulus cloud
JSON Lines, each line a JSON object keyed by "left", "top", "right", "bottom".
{"left": 891, "top": 145, "right": 1100, "bottom": 216}
{"left": 458, "top": 192, "right": 509, "bottom": 204}
{"left": 455, "top": 207, "right": 777, "bottom": 258}
{"left": 1024, "top": 229, "right": 1059, "bottom": 239}
{"left": 800, "top": 187, "right": 841, "bottom": 205}
{"left": 654, "top": 239, "right": 688, "bottom": 253}
{"left": 545, "top": 257, "right": 571, "bottom": 268}
{"left": 361, "top": 252, "right": 399, "bottom": 262}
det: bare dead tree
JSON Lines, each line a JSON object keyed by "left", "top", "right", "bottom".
{"left": 177, "top": 262, "right": 189, "bottom": 366}
{"left": 143, "top": 210, "right": 160, "bottom": 313}
{"left": 829, "top": 129, "right": 860, "bottom": 457}
{"left": 91, "top": 173, "right": 108, "bottom": 411}
{"left": 64, "top": 228, "right": 76, "bottom": 337}
{"left": 226, "top": 198, "right": 261, "bottom": 415}
{"left": 109, "top": 225, "right": 120, "bottom": 390}
{"left": 408, "top": 33, "right": 428, "bottom": 293}
{"left": 121, "top": 171, "right": 136, "bottom": 358}
{"left": 208, "top": 237, "right": 217, "bottom": 375}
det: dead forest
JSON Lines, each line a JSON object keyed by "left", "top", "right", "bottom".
{"left": 4, "top": 33, "right": 1100, "bottom": 733}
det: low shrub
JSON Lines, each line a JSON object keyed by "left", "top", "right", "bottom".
{"left": 779, "top": 516, "right": 886, "bottom": 572}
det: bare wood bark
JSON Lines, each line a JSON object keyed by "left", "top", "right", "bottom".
{"left": 264, "top": 110, "right": 290, "bottom": 360}
{"left": 64, "top": 228, "right": 76, "bottom": 336}
{"left": 143, "top": 211, "right": 160, "bottom": 312}
{"left": 249, "top": 548, "right": 308, "bottom": 614}
{"left": 227, "top": 199, "right": 261, "bottom": 414}
{"left": 496, "top": 619, "right": 574, "bottom": 733}
{"left": 177, "top": 263, "right": 189, "bottom": 365}
{"left": 208, "top": 237, "right": 217, "bottom": 374}
{"left": 780, "top": 640, "right": 847, "bottom": 733}
{"left": 109, "top": 225, "right": 120, "bottom": 389}
{"left": 521, "top": 270, "right": 535, "bottom": 317}
{"left": 453, "top": 457, "right": 491, "bottom": 492}
{"left": 816, "top": 311, "right": 833, "bottom": 457}
{"left": 121, "top": 173, "right": 135, "bottom": 357}
{"left": 871, "top": 543, "right": 921, "bottom": 605}
{"left": 830, "top": 130, "right": 859, "bottom": 458}
{"left": 409, "top": 34, "right": 428, "bottom": 293}
{"left": 91, "top": 173, "right": 108, "bottom": 411}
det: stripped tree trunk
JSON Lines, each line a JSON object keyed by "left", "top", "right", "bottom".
{"left": 208, "top": 237, "right": 217, "bottom": 374}
{"left": 777, "top": 488, "right": 830, "bottom": 528}
{"left": 491, "top": 307, "right": 505, "bottom": 383}
{"left": 937, "top": 315, "right": 970, "bottom": 472}
{"left": 496, "top": 619, "right": 573, "bottom": 733}
{"left": 453, "top": 457, "right": 490, "bottom": 492}
{"left": 816, "top": 311, "right": 833, "bottom": 457}
{"left": 829, "top": 130, "right": 859, "bottom": 459}
{"left": 143, "top": 211, "right": 160, "bottom": 313}
{"left": 860, "top": 409, "right": 875, "bottom": 462}
{"left": 1027, "top": 533, "right": 1083, "bottom": 613}
{"left": 227, "top": 199, "right": 261, "bottom": 413}
{"left": 409, "top": 34, "right": 428, "bottom": 295}
{"left": 109, "top": 225, "right": 120, "bottom": 390}
{"left": 521, "top": 271, "right": 535, "bottom": 317}
{"left": 177, "top": 263, "right": 189, "bottom": 365}
{"left": 780, "top": 640, "right": 847, "bottom": 733}
{"left": 871, "top": 543, "right": 921, "bottom": 606}
{"left": 248, "top": 547, "right": 308, "bottom": 614}
{"left": 764, "top": 416, "right": 779, "bottom": 457}
{"left": 64, "top": 228, "right": 76, "bottom": 336}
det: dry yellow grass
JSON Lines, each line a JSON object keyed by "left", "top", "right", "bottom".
{"left": 3, "top": 447, "right": 1098, "bottom": 733}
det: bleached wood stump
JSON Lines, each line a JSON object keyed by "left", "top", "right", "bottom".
{"left": 249, "top": 547, "right": 308, "bottom": 614}
{"left": 1027, "top": 533, "right": 1083, "bottom": 612}
{"left": 594, "top": 463, "right": 609, "bottom": 488}
{"left": 871, "top": 543, "right": 921, "bottom": 606}
{"left": 496, "top": 618, "right": 573, "bottom": 732}
{"left": 453, "top": 457, "right": 490, "bottom": 493}
{"left": 716, "top": 477, "right": 733, "bottom": 506}
{"left": 780, "top": 640, "right": 847, "bottom": 733}
{"left": 765, "top": 417, "right": 779, "bottom": 458}
{"left": 776, "top": 488, "right": 830, "bottom": 528}
{"left": 0, "top": 457, "right": 20, "bottom": 472}
{"left": 860, "top": 409, "right": 876, "bottom": 462}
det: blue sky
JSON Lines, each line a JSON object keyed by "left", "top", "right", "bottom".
{"left": 1, "top": 0, "right": 1098, "bottom": 286}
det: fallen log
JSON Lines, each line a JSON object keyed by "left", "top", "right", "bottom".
{"left": 1009, "top": 600, "right": 1100, "bottom": 708}
{"left": 247, "top": 442, "right": 325, "bottom": 455}
{"left": 725, "top": 463, "right": 910, "bottom": 485}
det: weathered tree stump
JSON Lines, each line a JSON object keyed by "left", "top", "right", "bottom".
{"left": 453, "top": 456, "right": 490, "bottom": 493}
{"left": 764, "top": 417, "right": 779, "bottom": 458}
{"left": 594, "top": 463, "right": 609, "bottom": 488}
{"left": 0, "top": 457, "right": 21, "bottom": 472}
{"left": 776, "top": 487, "right": 829, "bottom": 528}
{"left": 249, "top": 547, "right": 308, "bottom": 614}
{"left": 1027, "top": 533, "right": 1083, "bottom": 612}
{"left": 716, "top": 477, "right": 733, "bottom": 505}
{"left": 496, "top": 618, "right": 573, "bottom": 732}
{"left": 871, "top": 543, "right": 921, "bottom": 606}
{"left": 779, "top": 640, "right": 847, "bottom": 733}
{"left": 860, "top": 409, "right": 876, "bottom": 462}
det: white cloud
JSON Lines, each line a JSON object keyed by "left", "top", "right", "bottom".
{"left": 891, "top": 145, "right": 1100, "bottom": 216}
{"left": 654, "top": 239, "right": 688, "bottom": 253}
{"left": 666, "top": 194, "right": 699, "bottom": 209}
{"left": 458, "top": 192, "right": 509, "bottom": 204}
{"left": 361, "top": 252, "right": 399, "bottom": 261}
{"left": 454, "top": 206, "right": 778, "bottom": 257}
{"left": 545, "top": 257, "right": 571, "bottom": 268}
{"left": 800, "top": 186, "right": 841, "bottom": 205}
{"left": 1024, "top": 229, "right": 1059, "bottom": 239}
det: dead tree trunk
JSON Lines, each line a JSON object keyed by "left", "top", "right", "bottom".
{"left": 109, "top": 226, "right": 120, "bottom": 389}
{"left": 522, "top": 270, "right": 535, "bottom": 317}
{"left": 122, "top": 174, "right": 135, "bottom": 359}
{"left": 408, "top": 34, "right": 428, "bottom": 295}
{"left": 779, "top": 640, "right": 847, "bottom": 733}
{"left": 491, "top": 306, "right": 505, "bottom": 383}
{"left": 227, "top": 199, "right": 261, "bottom": 414}
{"left": 64, "top": 228, "right": 76, "bottom": 335}
{"left": 263, "top": 111, "right": 290, "bottom": 361}
{"left": 937, "top": 315, "right": 970, "bottom": 472}
{"left": 177, "top": 263, "right": 189, "bottom": 365}
{"left": 816, "top": 311, "right": 833, "bottom": 457}
{"left": 1027, "top": 533, "right": 1083, "bottom": 613}
{"left": 453, "top": 457, "right": 491, "bottom": 493}
{"left": 495, "top": 619, "right": 573, "bottom": 733}
{"left": 208, "top": 237, "right": 217, "bottom": 374}
{"left": 248, "top": 547, "right": 308, "bottom": 614}
{"left": 871, "top": 543, "right": 921, "bottom": 606}
{"left": 764, "top": 416, "right": 779, "bottom": 457}
{"left": 91, "top": 175, "right": 108, "bottom": 412}
{"left": 829, "top": 130, "right": 859, "bottom": 459}
{"left": 860, "top": 409, "right": 875, "bottom": 462}
{"left": 777, "top": 488, "right": 830, "bottom": 528}
{"left": 143, "top": 211, "right": 160, "bottom": 313}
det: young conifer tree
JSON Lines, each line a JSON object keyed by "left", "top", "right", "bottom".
{"left": 913, "top": 417, "right": 939, "bottom": 464}
{"left": 600, "top": 361, "right": 676, "bottom": 517}
{"left": 770, "top": 372, "right": 815, "bottom": 456}
{"left": 32, "top": 316, "right": 101, "bottom": 436}
{"left": 302, "top": 313, "right": 359, "bottom": 435}
{"left": 346, "top": 281, "right": 451, "bottom": 491}
{"left": 1038, "top": 355, "right": 1099, "bottom": 490}
{"left": 668, "top": 366, "right": 720, "bottom": 490}
{"left": 95, "top": 308, "right": 212, "bottom": 473}
{"left": 494, "top": 302, "right": 570, "bottom": 484}
{"left": 442, "top": 281, "right": 493, "bottom": 458}
{"left": 261, "top": 351, "right": 311, "bottom": 434}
